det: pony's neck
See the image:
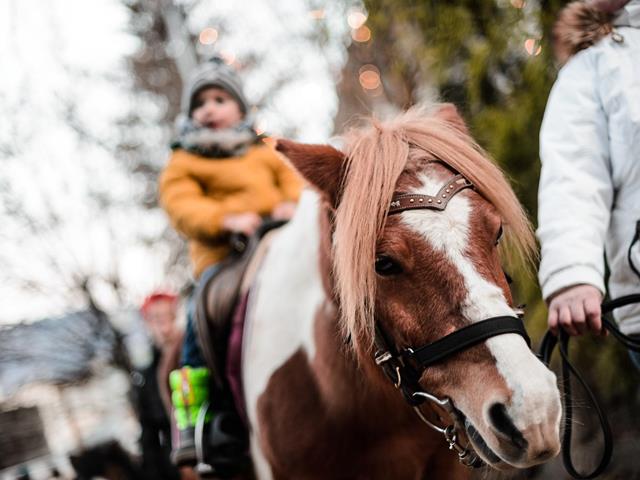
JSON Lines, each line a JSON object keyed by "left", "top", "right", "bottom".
{"left": 244, "top": 189, "right": 460, "bottom": 477}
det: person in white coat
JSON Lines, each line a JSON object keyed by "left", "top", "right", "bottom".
{"left": 538, "top": 0, "right": 640, "bottom": 366}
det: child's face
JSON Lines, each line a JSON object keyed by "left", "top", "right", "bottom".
{"left": 191, "top": 87, "right": 244, "bottom": 130}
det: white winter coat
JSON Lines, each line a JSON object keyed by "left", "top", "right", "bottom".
{"left": 538, "top": 1, "right": 640, "bottom": 334}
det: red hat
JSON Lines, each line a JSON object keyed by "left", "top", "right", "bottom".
{"left": 140, "top": 291, "right": 178, "bottom": 315}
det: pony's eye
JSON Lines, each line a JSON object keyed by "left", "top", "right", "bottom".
{"left": 375, "top": 255, "right": 403, "bottom": 276}
{"left": 495, "top": 225, "right": 504, "bottom": 246}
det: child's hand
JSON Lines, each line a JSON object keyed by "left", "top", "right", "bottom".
{"left": 271, "top": 201, "right": 297, "bottom": 220}
{"left": 222, "top": 212, "right": 262, "bottom": 235}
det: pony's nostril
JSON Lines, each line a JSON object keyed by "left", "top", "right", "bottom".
{"left": 488, "top": 403, "right": 528, "bottom": 451}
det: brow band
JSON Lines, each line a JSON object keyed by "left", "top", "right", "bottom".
{"left": 388, "top": 174, "right": 473, "bottom": 215}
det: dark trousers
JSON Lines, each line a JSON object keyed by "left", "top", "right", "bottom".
{"left": 180, "top": 264, "right": 221, "bottom": 367}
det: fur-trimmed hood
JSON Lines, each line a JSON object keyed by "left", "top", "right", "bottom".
{"left": 554, "top": 0, "right": 640, "bottom": 64}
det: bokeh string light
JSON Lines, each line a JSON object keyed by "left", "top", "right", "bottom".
{"left": 309, "top": 9, "right": 325, "bottom": 20}
{"left": 220, "top": 50, "right": 237, "bottom": 65}
{"left": 199, "top": 27, "right": 218, "bottom": 45}
{"left": 524, "top": 38, "right": 542, "bottom": 56}
{"left": 347, "top": 10, "right": 367, "bottom": 29}
{"left": 347, "top": 8, "right": 380, "bottom": 95}
{"left": 352, "top": 25, "right": 371, "bottom": 43}
{"left": 359, "top": 64, "right": 381, "bottom": 91}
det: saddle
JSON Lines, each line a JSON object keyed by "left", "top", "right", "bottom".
{"left": 190, "top": 220, "right": 285, "bottom": 478}
{"left": 194, "top": 219, "right": 286, "bottom": 390}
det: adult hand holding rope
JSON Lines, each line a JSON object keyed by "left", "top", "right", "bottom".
{"left": 547, "top": 284, "right": 605, "bottom": 337}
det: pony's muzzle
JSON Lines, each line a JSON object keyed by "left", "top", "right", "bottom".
{"left": 486, "top": 402, "right": 560, "bottom": 467}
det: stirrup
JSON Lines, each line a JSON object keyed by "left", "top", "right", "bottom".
{"left": 195, "top": 401, "right": 214, "bottom": 475}
{"left": 194, "top": 402, "right": 250, "bottom": 478}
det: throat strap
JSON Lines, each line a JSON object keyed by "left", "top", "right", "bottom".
{"left": 404, "top": 316, "right": 530, "bottom": 368}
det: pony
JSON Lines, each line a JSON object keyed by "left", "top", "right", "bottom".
{"left": 239, "top": 105, "right": 561, "bottom": 479}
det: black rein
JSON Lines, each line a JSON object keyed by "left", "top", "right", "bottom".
{"left": 538, "top": 221, "right": 640, "bottom": 479}
{"left": 538, "top": 294, "right": 640, "bottom": 479}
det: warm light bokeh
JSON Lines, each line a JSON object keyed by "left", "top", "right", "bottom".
{"left": 199, "top": 27, "right": 218, "bottom": 45}
{"left": 359, "top": 65, "right": 381, "bottom": 90}
{"left": 220, "top": 50, "right": 237, "bottom": 65}
{"left": 352, "top": 25, "right": 371, "bottom": 43}
{"left": 347, "top": 10, "right": 367, "bottom": 29}
{"left": 524, "top": 38, "right": 542, "bottom": 56}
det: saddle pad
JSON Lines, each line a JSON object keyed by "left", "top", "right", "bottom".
{"left": 224, "top": 228, "right": 279, "bottom": 425}
{"left": 225, "top": 291, "right": 250, "bottom": 425}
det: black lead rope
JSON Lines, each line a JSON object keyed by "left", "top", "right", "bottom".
{"left": 628, "top": 221, "right": 640, "bottom": 280}
{"left": 539, "top": 221, "right": 640, "bottom": 479}
{"left": 539, "top": 295, "right": 640, "bottom": 479}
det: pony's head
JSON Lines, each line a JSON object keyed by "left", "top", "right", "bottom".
{"left": 276, "top": 105, "right": 561, "bottom": 470}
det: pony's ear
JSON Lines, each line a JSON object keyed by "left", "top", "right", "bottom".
{"left": 276, "top": 139, "right": 346, "bottom": 206}
{"left": 434, "top": 103, "right": 470, "bottom": 136}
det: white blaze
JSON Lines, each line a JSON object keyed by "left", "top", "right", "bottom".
{"left": 400, "top": 173, "right": 559, "bottom": 432}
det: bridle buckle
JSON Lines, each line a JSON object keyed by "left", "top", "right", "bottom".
{"left": 374, "top": 350, "right": 392, "bottom": 365}
{"left": 374, "top": 350, "right": 403, "bottom": 388}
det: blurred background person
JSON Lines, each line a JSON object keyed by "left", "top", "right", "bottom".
{"left": 132, "top": 292, "right": 186, "bottom": 480}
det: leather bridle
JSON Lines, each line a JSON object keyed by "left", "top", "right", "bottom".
{"left": 371, "top": 173, "right": 640, "bottom": 476}
{"left": 373, "top": 173, "right": 530, "bottom": 468}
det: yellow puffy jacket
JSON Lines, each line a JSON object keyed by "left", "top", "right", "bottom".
{"left": 159, "top": 144, "right": 302, "bottom": 278}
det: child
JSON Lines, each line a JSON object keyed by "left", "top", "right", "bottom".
{"left": 159, "top": 57, "right": 301, "bottom": 469}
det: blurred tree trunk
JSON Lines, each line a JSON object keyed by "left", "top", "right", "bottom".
{"left": 125, "top": 0, "right": 194, "bottom": 123}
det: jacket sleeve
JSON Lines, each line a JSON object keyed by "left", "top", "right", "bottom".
{"left": 159, "top": 152, "right": 244, "bottom": 240}
{"left": 537, "top": 51, "right": 613, "bottom": 301}
{"left": 264, "top": 147, "right": 303, "bottom": 202}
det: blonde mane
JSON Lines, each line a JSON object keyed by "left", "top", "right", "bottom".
{"left": 333, "top": 106, "right": 536, "bottom": 352}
